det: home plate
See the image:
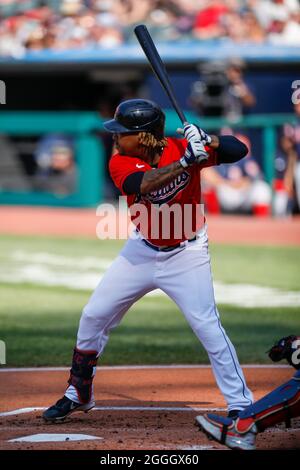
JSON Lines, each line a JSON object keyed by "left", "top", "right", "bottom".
{"left": 9, "top": 433, "right": 103, "bottom": 443}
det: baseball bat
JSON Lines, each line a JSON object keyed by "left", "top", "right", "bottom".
{"left": 134, "top": 24, "right": 187, "bottom": 125}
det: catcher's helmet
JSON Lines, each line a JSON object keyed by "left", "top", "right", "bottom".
{"left": 103, "top": 99, "right": 165, "bottom": 136}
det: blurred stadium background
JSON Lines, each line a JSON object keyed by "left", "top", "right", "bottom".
{"left": 0, "top": 0, "right": 299, "bottom": 367}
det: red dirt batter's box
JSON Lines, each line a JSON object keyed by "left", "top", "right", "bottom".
{"left": 0, "top": 366, "right": 299, "bottom": 451}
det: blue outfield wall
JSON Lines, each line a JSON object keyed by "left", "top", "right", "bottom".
{"left": 146, "top": 70, "right": 299, "bottom": 115}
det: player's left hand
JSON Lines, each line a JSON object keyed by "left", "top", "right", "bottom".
{"left": 177, "top": 123, "right": 212, "bottom": 146}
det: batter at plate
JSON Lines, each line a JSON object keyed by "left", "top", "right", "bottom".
{"left": 43, "top": 99, "right": 253, "bottom": 423}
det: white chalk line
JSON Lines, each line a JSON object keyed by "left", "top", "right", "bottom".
{"left": 0, "top": 406, "right": 227, "bottom": 418}
{"left": 94, "top": 406, "right": 225, "bottom": 412}
{"left": 0, "top": 364, "right": 290, "bottom": 373}
{"left": 0, "top": 407, "right": 44, "bottom": 417}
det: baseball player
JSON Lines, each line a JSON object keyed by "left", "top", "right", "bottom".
{"left": 196, "top": 335, "right": 300, "bottom": 450}
{"left": 43, "top": 98, "right": 253, "bottom": 422}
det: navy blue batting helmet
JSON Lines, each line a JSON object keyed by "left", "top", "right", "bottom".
{"left": 103, "top": 99, "right": 165, "bottom": 136}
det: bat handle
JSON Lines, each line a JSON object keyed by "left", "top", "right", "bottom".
{"left": 178, "top": 121, "right": 190, "bottom": 130}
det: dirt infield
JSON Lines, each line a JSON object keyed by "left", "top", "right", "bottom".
{"left": 0, "top": 205, "right": 300, "bottom": 245}
{"left": 0, "top": 367, "right": 299, "bottom": 450}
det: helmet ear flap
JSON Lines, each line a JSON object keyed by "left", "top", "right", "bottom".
{"left": 153, "top": 112, "right": 165, "bottom": 140}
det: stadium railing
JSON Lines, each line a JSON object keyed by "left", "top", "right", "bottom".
{"left": 0, "top": 110, "right": 296, "bottom": 207}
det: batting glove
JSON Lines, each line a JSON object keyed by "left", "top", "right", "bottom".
{"left": 180, "top": 140, "right": 208, "bottom": 168}
{"left": 177, "top": 123, "right": 212, "bottom": 146}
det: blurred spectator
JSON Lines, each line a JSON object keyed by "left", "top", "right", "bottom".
{"left": 241, "top": 8, "right": 266, "bottom": 43}
{"left": 268, "top": 9, "right": 300, "bottom": 45}
{"left": 193, "top": 0, "right": 229, "bottom": 40}
{"left": 201, "top": 133, "right": 272, "bottom": 216}
{"left": 189, "top": 58, "right": 256, "bottom": 120}
{"left": 252, "top": 0, "right": 299, "bottom": 30}
{"left": 32, "top": 133, "right": 76, "bottom": 195}
{"left": 274, "top": 101, "right": 300, "bottom": 214}
{"left": 0, "top": 0, "right": 300, "bottom": 58}
{"left": 221, "top": 9, "right": 248, "bottom": 42}
{"left": 224, "top": 58, "right": 256, "bottom": 120}
{"left": 273, "top": 134, "right": 296, "bottom": 216}
{"left": 110, "top": 0, "right": 153, "bottom": 26}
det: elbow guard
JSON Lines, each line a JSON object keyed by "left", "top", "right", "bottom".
{"left": 217, "top": 136, "right": 248, "bottom": 164}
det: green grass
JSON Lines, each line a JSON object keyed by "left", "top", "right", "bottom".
{"left": 0, "top": 234, "right": 299, "bottom": 290}
{"left": 0, "top": 282, "right": 299, "bottom": 366}
{"left": 0, "top": 234, "right": 123, "bottom": 259}
{"left": 0, "top": 235, "right": 299, "bottom": 366}
{"left": 211, "top": 244, "right": 300, "bottom": 291}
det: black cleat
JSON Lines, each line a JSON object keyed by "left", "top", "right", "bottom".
{"left": 227, "top": 409, "right": 241, "bottom": 419}
{"left": 42, "top": 396, "right": 95, "bottom": 423}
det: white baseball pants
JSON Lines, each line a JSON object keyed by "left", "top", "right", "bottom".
{"left": 66, "top": 227, "right": 253, "bottom": 411}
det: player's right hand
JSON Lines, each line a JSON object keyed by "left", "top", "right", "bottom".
{"left": 179, "top": 140, "right": 208, "bottom": 168}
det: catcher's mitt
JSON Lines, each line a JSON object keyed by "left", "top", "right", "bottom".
{"left": 268, "top": 335, "right": 300, "bottom": 369}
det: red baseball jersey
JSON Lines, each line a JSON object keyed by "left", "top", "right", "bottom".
{"left": 109, "top": 137, "right": 218, "bottom": 246}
